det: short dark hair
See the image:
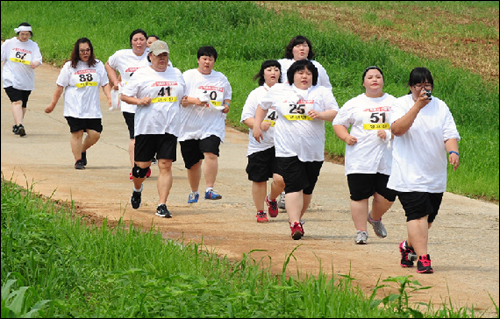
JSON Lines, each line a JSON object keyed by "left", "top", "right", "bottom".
{"left": 362, "top": 66, "right": 384, "bottom": 84}
{"left": 148, "top": 35, "right": 160, "bottom": 40}
{"left": 197, "top": 46, "right": 218, "bottom": 62}
{"left": 284, "top": 35, "right": 315, "bottom": 60}
{"left": 17, "top": 22, "right": 33, "bottom": 36}
{"left": 407, "top": 67, "right": 434, "bottom": 93}
{"left": 287, "top": 59, "right": 318, "bottom": 86}
{"left": 70, "top": 37, "right": 96, "bottom": 68}
{"left": 129, "top": 29, "right": 147, "bottom": 47}
{"left": 253, "top": 60, "right": 282, "bottom": 86}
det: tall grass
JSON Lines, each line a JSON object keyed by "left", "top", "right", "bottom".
{"left": 2, "top": 179, "right": 491, "bottom": 318}
{"left": 1, "top": 1, "right": 498, "bottom": 201}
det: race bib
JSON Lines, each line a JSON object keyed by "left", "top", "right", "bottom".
{"left": 281, "top": 99, "right": 314, "bottom": 121}
{"left": 150, "top": 80, "right": 179, "bottom": 103}
{"left": 361, "top": 106, "right": 390, "bottom": 130}
{"left": 9, "top": 48, "right": 32, "bottom": 65}
{"left": 73, "top": 69, "right": 98, "bottom": 88}
{"left": 197, "top": 85, "right": 223, "bottom": 108}
{"left": 263, "top": 108, "right": 277, "bottom": 126}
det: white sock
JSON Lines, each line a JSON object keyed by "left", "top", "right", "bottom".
{"left": 206, "top": 187, "right": 213, "bottom": 193}
{"left": 133, "top": 184, "right": 143, "bottom": 192}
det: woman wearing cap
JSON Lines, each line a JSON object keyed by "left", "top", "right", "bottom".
{"left": 388, "top": 67, "right": 460, "bottom": 274}
{"left": 1, "top": 22, "right": 42, "bottom": 137}
{"left": 240, "top": 60, "right": 285, "bottom": 223}
{"left": 105, "top": 29, "right": 152, "bottom": 180}
{"left": 121, "top": 40, "right": 186, "bottom": 219}
{"left": 45, "top": 38, "right": 111, "bottom": 169}
{"left": 253, "top": 60, "right": 339, "bottom": 240}
{"left": 332, "top": 66, "right": 397, "bottom": 245}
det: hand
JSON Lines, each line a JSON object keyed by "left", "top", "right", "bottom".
{"left": 308, "top": 109, "right": 321, "bottom": 120}
{"left": 344, "top": 134, "right": 357, "bottom": 146}
{"left": 261, "top": 121, "right": 271, "bottom": 132}
{"left": 222, "top": 104, "right": 230, "bottom": 114}
{"left": 253, "top": 127, "right": 263, "bottom": 143}
{"left": 45, "top": 104, "right": 55, "bottom": 113}
{"left": 377, "top": 130, "right": 387, "bottom": 140}
{"left": 449, "top": 153, "right": 460, "bottom": 171}
{"left": 415, "top": 89, "right": 432, "bottom": 109}
{"left": 139, "top": 96, "right": 152, "bottom": 105}
{"left": 30, "top": 61, "right": 40, "bottom": 69}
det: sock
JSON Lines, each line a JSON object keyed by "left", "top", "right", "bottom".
{"left": 133, "top": 184, "right": 143, "bottom": 192}
{"left": 206, "top": 187, "right": 213, "bottom": 193}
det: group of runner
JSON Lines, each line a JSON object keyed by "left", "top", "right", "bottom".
{"left": 2, "top": 24, "right": 461, "bottom": 274}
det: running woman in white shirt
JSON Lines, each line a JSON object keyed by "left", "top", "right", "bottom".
{"left": 179, "top": 46, "right": 231, "bottom": 203}
{"left": 241, "top": 60, "right": 285, "bottom": 223}
{"left": 1, "top": 22, "right": 42, "bottom": 137}
{"left": 105, "top": 29, "right": 152, "bottom": 180}
{"left": 388, "top": 67, "right": 460, "bottom": 274}
{"left": 333, "top": 66, "right": 397, "bottom": 244}
{"left": 121, "top": 40, "right": 186, "bottom": 218}
{"left": 45, "top": 38, "right": 111, "bottom": 169}
{"left": 253, "top": 60, "right": 339, "bottom": 240}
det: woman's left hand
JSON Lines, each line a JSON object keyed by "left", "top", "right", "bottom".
{"left": 308, "top": 110, "right": 322, "bottom": 120}
{"left": 449, "top": 153, "right": 460, "bottom": 171}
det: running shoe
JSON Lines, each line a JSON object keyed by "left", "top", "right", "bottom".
{"left": 151, "top": 157, "right": 157, "bottom": 165}
{"left": 266, "top": 195, "right": 279, "bottom": 218}
{"left": 74, "top": 159, "right": 85, "bottom": 170}
{"left": 355, "top": 230, "right": 368, "bottom": 244}
{"left": 81, "top": 152, "right": 87, "bottom": 166}
{"left": 205, "top": 189, "right": 222, "bottom": 200}
{"left": 17, "top": 124, "right": 26, "bottom": 137}
{"left": 368, "top": 212, "right": 387, "bottom": 238}
{"left": 130, "top": 186, "right": 142, "bottom": 209}
{"left": 290, "top": 221, "right": 304, "bottom": 240}
{"left": 416, "top": 254, "right": 433, "bottom": 274}
{"left": 278, "top": 191, "right": 286, "bottom": 209}
{"left": 256, "top": 210, "right": 268, "bottom": 223}
{"left": 146, "top": 167, "right": 152, "bottom": 178}
{"left": 188, "top": 192, "right": 199, "bottom": 203}
{"left": 399, "top": 240, "right": 417, "bottom": 267}
{"left": 130, "top": 172, "right": 133, "bottom": 181}
{"left": 155, "top": 204, "right": 172, "bottom": 218}
{"left": 12, "top": 125, "right": 19, "bottom": 134}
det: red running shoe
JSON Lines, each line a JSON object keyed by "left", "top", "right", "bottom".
{"left": 290, "top": 222, "right": 304, "bottom": 240}
{"left": 266, "top": 195, "right": 279, "bottom": 218}
{"left": 417, "top": 254, "right": 434, "bottom": 274}
{"left": 256, "top": 211, "right": 268, "bottom": 223}
{"left": 146, "top": 167, "right": 152, "bottom": 178}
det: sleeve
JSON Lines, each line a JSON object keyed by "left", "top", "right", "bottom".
{"left": 317, "top": 63, "right": 332, "bottom": 90}
{"left": 55, "top": 63, "right": 71, "bottom": 87}
{"left": 441, "top": 101, "right": 461, "bottom": 142}
{"left": 259, "top": 89, "right": 274, "bottom": 111}
{"left": 332, "top": 101, "right": 352, "bottom": 128}
{"left": 121, "top": 72, "right": 140, "bottom": 97}
{"left": 240, "top": 89, "right": 258, "bottom": 123}
{"left": 223, "top": 76, "right": 232, "bottom": 100}
{"left": 32, "top": 42, "right": 42, "bottom": 64}
{"left": 390, "top": 96, "right": 407, "bottom": 125}
{"left": 1, "top": 41, "right": 8, "bottom": 63}
{"left": 321, "top": 88, "right": 339, "bottom": 112}
{"left": 97, "top": 62, "right": 109, "bottom": 87}
{"left": 107, "top": 51, "right": 118, "bottom": 69}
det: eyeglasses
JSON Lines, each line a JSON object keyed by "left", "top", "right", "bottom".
{"left": 79, "top": 49, "right": 91, "bottom": 53}
{"left": 413, "top": 83, "right": 432, "bottom": 89}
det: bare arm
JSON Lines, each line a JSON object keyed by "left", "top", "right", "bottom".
{"left": 252, "top": 106, "right": 267, "bottom": 143}
{"left": 105, "top": 61, "right": 120, "bottom": 90}
{"left": 392, "top": 91, "right": 431, "bottom": 136}
{"left": 333, "top": 124, "right": 357, "bottom": 146}
{"left": 45, "top": 85, "right": 64, "bottom": 113}
{"left": 121, "top": 94, "right": 151, "bottom": 106}
{"left": 445, "top": 138, "right": 460, "bottom": 171}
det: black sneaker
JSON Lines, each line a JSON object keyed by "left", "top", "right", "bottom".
{"left": 17, "top": 124, "right": 26, "bottom": 137}
{"left": 155, "top": 204, "right": 172, "bottom": 218}
{"left": 12, "top": 125, "right": 19, "bottom": 134}
{"left": 399, "top": 240, "right": 417, "bottom": 267}
{"left": 81, "top": 152, "right": 87, "bottom": 166}
{"left": 75, "top": 159, "right": 85, "bottom": 169}
{"left": 417, "top": 254, "right": 434, "bottom": 274}
{"left": 131, "top": 187, "right": 142, "bottom": 209}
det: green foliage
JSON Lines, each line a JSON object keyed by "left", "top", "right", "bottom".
{"left": 1, "top": 1, "right": 497, "bottom": 201}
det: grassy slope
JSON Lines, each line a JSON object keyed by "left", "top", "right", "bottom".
{"left": 1, "top": 1, "right": 498, "bottom": 201}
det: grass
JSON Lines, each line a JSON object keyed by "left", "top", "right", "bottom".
{"left": 1, "top": 1, "right": 498, "bottom": 201}
{"left": 2, "top": 178, "right": 494, "bottom": 318}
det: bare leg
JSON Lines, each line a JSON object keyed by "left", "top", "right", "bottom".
{"left": 351, "top": 198, "right": 369, "bottom": 231}
{"left": 270, "top": 173, "right": 285, "bottom": 200}
{"left": 129, "top": 139, "right": 135, "bottom": 168}
{"left": 300, "top": 193, "right": 312, "bottom": 220}
{"left": 70, "top": 130, "right": 84, "bottom": 161}
{"left": 12, "top": 101, "right": 23, "bottom": 125}
{"left": 407, "top": 216, "right": 429, "bottom": 257}
{"left": 252, "top": 181, "right": 267, "bottom": 212}
{"left": 370, "top": 193, "right": 394, "bottom": 221}
{"left": 285, "top": 191, "right": 303, "bottom": 224}
{"left": 82, "top": 129, "right": 101, "bottom": 152}
{"left": 157, "top": 159, "right": 173, "bottom": 204}
{"left": 187, "top": 160, "right": 202, "bottom": 192}
{"left": 203, "top": 152, "right": 218, "bottom": 188}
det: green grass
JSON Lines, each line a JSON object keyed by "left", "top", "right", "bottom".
{"left": 1, "top": 1, "right": 498, "bottom": 201}
{"left": 2, "top": 179, "right": 493, "bottom": 318}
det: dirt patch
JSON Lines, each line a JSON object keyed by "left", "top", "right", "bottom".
{"left": 1, "top": 63, "right": 499, "bottom": 317}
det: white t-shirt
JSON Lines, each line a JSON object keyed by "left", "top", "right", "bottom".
{"left": 277, "top": 58, "right": 332, "bottom": 90}
{"left": 1, "top": 37, "right": 43, "bottom": 90}
{"left": 178, "top": 68, "right": 232, "bottom": 142}
{"left": 121, "top": 66, "right": 185, "bottom": 137}
{"left": 107, "top": 49, "right": 150, "bottom": 113}
{"left": 332, "top": 93, "right": 396, "bottom": 175}
{"left": 240, "top": 84, "right": 277, "bottom": 156}
{"left": 56, "top": 60, "right": 108, "bottom": 118}
{"left": 387, "top": 94, "right": 461, "bottom": 193}
{"left": 260, "top": 83, "right": 339, "bottom": 162}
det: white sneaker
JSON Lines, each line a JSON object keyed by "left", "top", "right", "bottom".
{"left": 355, "top": 230, "right": 368, "bottom": 244}
{"left": 278, "top": 191, "right": 286, "bottom": 209}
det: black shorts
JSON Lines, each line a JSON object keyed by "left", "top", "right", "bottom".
{"left": 122, "top": 111, "right": 135, "bottom": 139}
{"left": 347, "top": 173, "right": 397, "bottom": 202}
{"left": 397, "top": 192, "right": 443, "bottom": 223}
{"left": 246, "top": 147, "right": 279, "bottom": 182}
{"left": 277, "top": 156, "right": 323, "bottom": 195}
{"left": 65, "top": 117, "right": 103, "bottom": 133}
{"left": 4, "top": 87, "right": 31, "bottom": 108}
{"left": 134, "top": 133, "right": 177, "bottom": 162}
{"left": 180, "top": 135, "right": 221, "bottom": 169}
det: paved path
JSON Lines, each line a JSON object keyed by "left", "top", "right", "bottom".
{"left": 1, "top": 63, "right": 498, "bottom": 315}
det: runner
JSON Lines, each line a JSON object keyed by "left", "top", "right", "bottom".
{"left": 120, "top": 40, "right": 186, "bottom": 218}
{"left": 178, "top": 46, "right": 232, "bottom": 203}
{"left": 332, "top": 66, "right": 397, "bottom": 244}
{"left": 45, "top": 38, "right": 111, "bottom": 169}
{"left": 253, "top": 59, "right": 339, "bottom": 240}
{"left": 388, "top": 67, "right": 460, "bottom": 273}
{"left": 1, "top": 22, "right": 42, "bottom": 137}
{"left": 241, "top": 60, "right": 285, "bottom": 223}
